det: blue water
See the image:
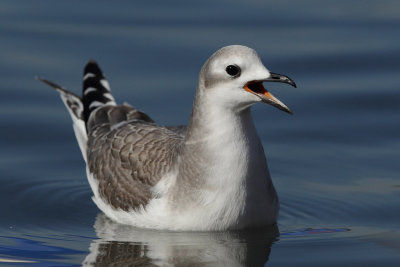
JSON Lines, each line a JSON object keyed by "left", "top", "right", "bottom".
{"left": 1, "top": 0, "right": 399, "bottom": 266}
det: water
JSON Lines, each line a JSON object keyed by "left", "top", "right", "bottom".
{"left": 1, "top": 0, "right": 399, "bottom": 265}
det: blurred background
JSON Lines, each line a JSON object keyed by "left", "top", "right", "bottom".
{"left": 0, "top": 0, "right": 399, "bottom": 266}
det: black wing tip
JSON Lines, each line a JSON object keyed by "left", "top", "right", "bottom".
{"left": 84, "top": 60, "right": 103, "bottom": 76}
{"left": 35, "top": 76, "right": 62, "bottom": 90}
{"left": 36, "top": 75, "right": 82, "bottom": 99}
{"left": 86, "top": 59, "right": 98, "bottom": 66}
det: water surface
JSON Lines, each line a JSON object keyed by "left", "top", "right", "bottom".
{"left": 0, "top": 0, "right": 399, "bottom": 266}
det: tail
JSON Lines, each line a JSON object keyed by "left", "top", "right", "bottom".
{"left": 37, "top": 60, "right": 116, "bottom": 162}
{"left": 36, "top": 77, "right": 88, "bottom": 161}
{"left": 82, "top": 61, "right": 116, "bottom": 125}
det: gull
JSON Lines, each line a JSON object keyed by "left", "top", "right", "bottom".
{"left": 37, "top": 45, "right": 296, "bottom": 231}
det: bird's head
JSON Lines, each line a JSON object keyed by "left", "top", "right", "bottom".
{"left": 199, "top": 45, "right": 296, "bottom": 113}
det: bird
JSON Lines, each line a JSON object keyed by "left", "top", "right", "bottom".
{"left": 37, "top": 45, "right": 296, "bottom": 231}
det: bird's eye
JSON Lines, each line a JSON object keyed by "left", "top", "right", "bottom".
{"left": 225, "top": 65, "right": 241, "bottom": 77}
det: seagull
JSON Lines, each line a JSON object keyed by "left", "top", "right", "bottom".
{"left": 38, "top": 45, "right": 296, "bottom": 231}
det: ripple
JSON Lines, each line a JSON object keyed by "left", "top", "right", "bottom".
{"left": 278, "top": 177, "right": 400, "bottom": 227}
{"left": 0, "top": 235, "right": 85, "bottom": 267}
{"left": 0, "top": 176, "right": 97, "bottom": 231}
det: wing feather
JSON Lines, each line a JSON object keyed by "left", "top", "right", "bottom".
{"left": 87, "top": 105, "right": 183, "bottom": 211}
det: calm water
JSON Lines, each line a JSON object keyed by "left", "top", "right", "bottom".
{"left": 1, "top": 0, "right": 399, "bottom": 266}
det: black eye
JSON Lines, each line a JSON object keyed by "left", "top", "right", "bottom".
{"left": 225, "top": 65, "right": 241, "bottom": 77}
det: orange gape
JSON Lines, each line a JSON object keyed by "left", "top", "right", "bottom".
{"left": 244, "top": 82, "right": 269, "bottom": 96}
{"left": 244, "top": 82, "right": 279, "bottom": 103}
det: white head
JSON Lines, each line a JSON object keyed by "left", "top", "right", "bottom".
{"left": 198, "top": 45, "right": 296, "bottom": 113}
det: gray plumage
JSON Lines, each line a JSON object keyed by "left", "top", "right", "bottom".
{"left": 86, "top": 105, "right": 183, "bottom": 211}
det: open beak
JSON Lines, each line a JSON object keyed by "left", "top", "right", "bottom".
{"left": 244, "top": 72, "right": 296, "bottom": 114}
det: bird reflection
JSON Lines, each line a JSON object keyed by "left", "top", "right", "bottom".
{"left": 83, "top": 214, "right": 279, "bottom": 266}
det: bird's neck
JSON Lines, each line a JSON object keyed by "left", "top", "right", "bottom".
{"left": 186, "top": 94, "right": 255, "bottom": 146}
{"left": 185, "top": 87, "right": 256, "bottom": 143}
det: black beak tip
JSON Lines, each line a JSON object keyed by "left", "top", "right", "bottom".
{"left": 268, "top": 72, "right": 297, "bottom": 88}
{"left": 286, "top": 77, "right": 297, "bottom": 88}
{"left": 285, "top": 108, "right": 293, "bottom": 115}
